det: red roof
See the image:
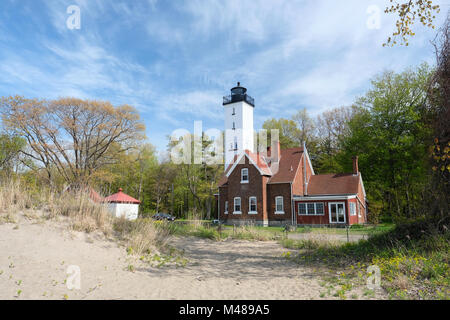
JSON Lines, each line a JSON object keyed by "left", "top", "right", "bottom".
{"left": 268, "top": 147, "right": 304, "bottom": 184}
{"left": 104, "top": 188, "right": 140, "bottom": 204}
{"left": 218, "top": 150, "right": 272, "bottom": 187}
{"left": 245, "top": 150, "right": 272, "bottom": 175}
{"left": 89, "top": 188, "right": 104, "bottom": 203}
{"left": 218, "top": 148, "right": 304, "bottom": 187}
{"left": 306, "top": 174, "right": 360, "bottom": 195}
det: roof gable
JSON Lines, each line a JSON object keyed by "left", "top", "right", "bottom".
{"left": 225, "top": 150, "right": 272, "bottom": 178}
{"left": 104, "top": 188, "right": 140, "bottom": 204}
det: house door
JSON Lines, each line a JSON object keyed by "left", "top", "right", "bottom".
{"left": 329, "top": 202, "right": 346, "bottom": 224}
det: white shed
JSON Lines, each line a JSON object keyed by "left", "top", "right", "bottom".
{"left": 104, "top": 188, "right": 140, "bottom": 221}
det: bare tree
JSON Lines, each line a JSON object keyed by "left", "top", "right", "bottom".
{"left": 292, "top": 108, "right": 316, "bottom": 145}
{"left": 0, "top": 96, "right": 145, "bottom": 186}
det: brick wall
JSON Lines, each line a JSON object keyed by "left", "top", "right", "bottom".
{"left": 218, "top": 155, "right": 267, "bottom": 224}
{"left": 267, "top": 183, "right": 292, "bottom": 225}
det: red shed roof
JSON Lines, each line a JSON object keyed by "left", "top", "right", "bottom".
{"left": 104, "top": 188, "right": 140, "bottom": 204}
{"left": 307, "top": 173, "right": 360, "bottom": 195}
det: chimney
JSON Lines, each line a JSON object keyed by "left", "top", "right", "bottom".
{"left": 271, "top": 139, "right": 280, "bottom": 163}
{"left": 352, "top": 156, "right": 359, "bottom": 175}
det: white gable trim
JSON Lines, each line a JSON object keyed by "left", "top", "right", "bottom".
{"left": 303, "top": 144, "right": 315, "bottom": 175}
{"left": 359, "top": 173, "right": 366, "bottom": 198}
{"left": 225, "top": 151, "right": 272, "bottom": 178}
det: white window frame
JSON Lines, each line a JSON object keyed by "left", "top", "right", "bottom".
{"left": 350, "top": 202, "right": 356, "bottom": 216}
{"left": 298, "top": 203, "right": 307, "bottom": 215}
{"left": 315, "top": 202, "right": 325, "bottom": 215}
{"left": 233, "top": 197, "right": 242, "bottom": 214}
{"left": 241, "top": 168, "right": 249, "bottom": 183}
{"left": 224, "top": 201, "right": 228, "bottom": 214}
{"left": 298, "top": 202, "right": 325, "bottom": 215}
{"left": 275, "top": 196, "right": 284, "bottom": 214}
{"left": 328, "top": 202, "right": 346, "bottom": 224}
{"left": 249, "top": 196, "right": 257, "bottom": 214}
{"left": 358, "top": 202, "right": 362, "bottom": 217}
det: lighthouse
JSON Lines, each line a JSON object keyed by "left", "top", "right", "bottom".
{"left": 223, "top": 82, "right": 255, "bottom": 168}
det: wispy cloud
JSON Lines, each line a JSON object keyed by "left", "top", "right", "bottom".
{"left": 0, "top": 0, "right": 446, "bottom": 153}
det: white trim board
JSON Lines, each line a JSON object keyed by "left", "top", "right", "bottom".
{"left": 303, "top": 144, "right": 315, "bottom": 176}
{"left": 294, "top": 195, "right": 357, "bottom": 201}
{"left": 225, "top": 151, "right": 272, "bottom": 178}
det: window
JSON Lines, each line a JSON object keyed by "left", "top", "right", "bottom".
{"left": 298, "top": 203, "right": 307, "bottom": 215}
{"left": 358, "top": 202, "right": 361, "bottom": 217}
{"left": 275, "top": 196, "right": 284, "bottom": 214}
{"left": 241, "top": 168, "right": 249, "bottom": 183}
{"left": 350, "top": 202, "right": 356, "bottom": 216}
{"left": 298, "top": 202, "right": 325, "bottom": 215}
{"left": 233, "top": 197, "right": 241, "bottom": 214}
{"left": 249, "top": 197, "right": 257, "bottom": 214}
{"left": 224, "top": 201, "right": 228, "bottom": 214}
{"left": 329, "top": 202, "right": 346, "bottom": 223}
{"left": 316, "top": 203, "right": 324, "bottom": 214}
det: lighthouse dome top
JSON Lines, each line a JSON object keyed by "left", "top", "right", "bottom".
{"left": 230, "top": 82, "right": 247, "bottom": 95}
{"left": 223, "top": 82, "right": 255, "bottom": 107}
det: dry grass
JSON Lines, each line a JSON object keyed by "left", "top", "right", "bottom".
{"left": 232, "top": 224, "right": 275, "bottom": 241}
{"left": 46, "top": 190, "right": 113, "bottom": 235}
{"left": 185, "top": 210, "right": 205, "bottom": 229}
{"left": 0, "top": 179, "right": 34, "bottom": 216}
{"left": 114, "top": 218, "right": 172, "bottom": 255}
{"left": 0, "top": 179, "right": 171, "bottom": 257}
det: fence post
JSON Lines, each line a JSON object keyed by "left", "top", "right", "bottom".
{"left": 346, "top": 225, "right": 349, "bottom": 243}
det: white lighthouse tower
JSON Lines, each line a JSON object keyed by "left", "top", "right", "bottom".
{"left": 223, "top": 82, "right": 255, "bottom": 168}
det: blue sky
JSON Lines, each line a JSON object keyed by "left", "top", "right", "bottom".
{"left": 0, "top": 0, "right": 448, "bottom": 156}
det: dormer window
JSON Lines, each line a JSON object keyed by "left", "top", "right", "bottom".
{"left": 241, "top": 168, "right": 249, "bottom": 183}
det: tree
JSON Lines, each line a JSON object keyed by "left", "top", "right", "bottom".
{"left": 424, "top": 15, "right": 449, "bottom": 220}
{"left": 384, "top": 0, "right": 441, "bottom": 46}
{"left": 0, "top": 96, "right": 145, "bottom": 187}
{"left": 0, "top": 134, "right": 25, "bottom": 175}
{"left": 315, "top": 106, "right": 359, "bottom": 173}
{"left": 96, "top": 143, "right": 158, "bottom": 215}
{"left": 338, "top": 65, "right": 433, "bottom": 221}
{"left": 292, "top": 108, "right": 316, "bottom": 145}
{"left": 167, "top": 132, "right": 222, "bottom": 218}
{"left": 262, "top": 118, "right": 301, "bottom": 149}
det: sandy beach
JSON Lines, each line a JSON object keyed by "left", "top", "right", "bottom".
{"left": 0, "top": 213, "right": 385, "bottom": 300}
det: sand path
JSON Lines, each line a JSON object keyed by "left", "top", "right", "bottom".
{"left": 0, "top": 215, "right": 382, "bottom": 300}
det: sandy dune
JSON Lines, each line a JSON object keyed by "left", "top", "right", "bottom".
{"left": 0, "top": 214, "right": 384, "bottom": 300}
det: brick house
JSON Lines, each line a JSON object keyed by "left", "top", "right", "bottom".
{"left": 217, "top": 83, "right": 367, "bottom": 227}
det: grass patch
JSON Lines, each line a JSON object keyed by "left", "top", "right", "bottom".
{"left": 281, "top": 219, "right": 450, "bottom": 300}
{"left": 167, "top": 222, "right": 286, "bottom": 242}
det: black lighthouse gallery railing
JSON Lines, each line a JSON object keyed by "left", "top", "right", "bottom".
{"left": 223, "top": 93, "right": 255, "bottom": 107}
